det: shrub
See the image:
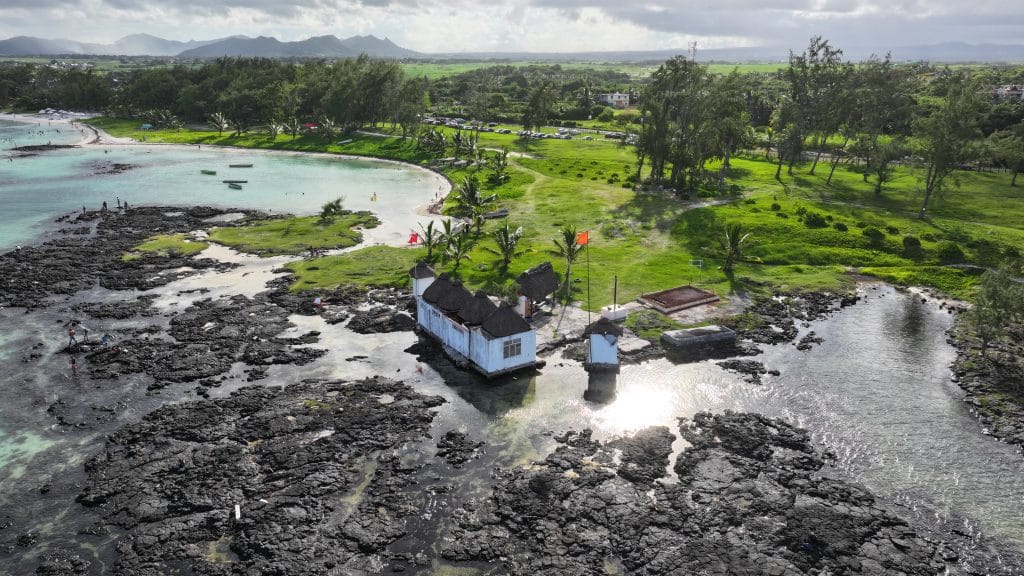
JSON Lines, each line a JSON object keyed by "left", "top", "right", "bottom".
{"left": 921, "top": 233, "right": 937, "bottom": 242}
{"left": 855, "top": 221, "right": 868, "bottom": 228}
{"left": 744, "top": 198, "right": 757, "bottom": 205}
{"left": 886, "top": 225, "right": 900, "bottom": 235}
{"left": 825, "top": 215, "right": 834, "bottom": 221}
{"left": 775, "top": 212, "right": 789, "bottom": 219}
{"left": 804, "top": 212, "right": 828, "bottom": 228}
{"left": 833, "top": 222, "right": 848, "bottom": 232}
{"left": 936, "top": 241, "right": 966, "bottom": 264}
{"left": 795, "top": 207, "right": 808, "bottom": 217}
{"left": 862, "top": 227, "right": 885, "bottom": 243}
{"left": 770, "top": 203, "right": 781, "bottom": 211}
{"left": 903, "top": 236, "right": 922, "bottom": 251}
{"left": 596, "top": 108, "right": 615, "bottom": 122}
{"left": 1005, "top": 246, "right": 1021, "bottom": 259}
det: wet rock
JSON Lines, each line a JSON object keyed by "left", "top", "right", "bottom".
{"left": 72, "top": 295, "right": 158, "bottom": 320}
{"left": 443, "top": 412, "right": 946, "bottom": 575}
{"left": 717, "top": 359, "right": 769, "bottom": 385}
{"left": 0, "top": 207, "right": 247, "bottom": 309}
{"left": 347, "top": 306, "right": 415, "bottom": 334}
{"left": 34, "top": 548, "right": 92, "bottom": 576}
{"left": 606, "top": 426, "right": 674, "bottom": 485}
{"left": 796, "top": 331, "right": 824, "bottom": 351}
{"left": 85, "top": 295, "right": 325, "bottom": 389}
{"left": 78, "top": 378, "right": 445, "bottom": 575}
{"left": 436, "top": 430, "right": 485, "bottom": 468}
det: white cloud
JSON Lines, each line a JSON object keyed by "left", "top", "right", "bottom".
{"left": 0, "top": 0, "right": 1021, "bottom": 51}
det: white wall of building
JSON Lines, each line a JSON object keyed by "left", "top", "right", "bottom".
{"left": 417, "top": 299, "right": 536, "bottom": 376}
{"left": 587, "top": 334, "right": 618, "bottom": 366}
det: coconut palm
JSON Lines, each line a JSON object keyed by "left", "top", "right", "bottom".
{"left": 549, "top": 225, "right": 585, "bottom": 298}
{"left": 455, "top": 177, "right": 496, "bottom": 229}
{"left": 318, "top": 115, "right": 336, "bottom": 142}
{"left": 719, "top": 222, "right": 751, "bottom": 275}
{"left": 319, "top": 197, "right": 345, "bottom": 224}
{"left": 418, "top": 220, "right": 445, "bottom": 261}
{"left": 445, "top": 230, "right": 472, "bottom": 273}
{"left": 285, "top": 117, "right": 301, "bottom": 140}
{"left": 208, "top": 112, "right": 229, "bottom": 135}
{"left": 486, "top": 223, "right": 525, "bottom": 268}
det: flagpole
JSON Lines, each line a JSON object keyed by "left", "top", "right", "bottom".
{"left": 586, "top": 243, "right": 591, "bottom": 326}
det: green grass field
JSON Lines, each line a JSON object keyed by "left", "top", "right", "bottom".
{"left": 207, "top": 212, "right": 379, "bottom": 256}
{"left": 123, "top": 233, "right": 208, "bottom": 261}
{"left": 91, "top": 116, "right": 1024, "bottom": 304}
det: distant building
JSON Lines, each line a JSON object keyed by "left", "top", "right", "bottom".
{"left": 410, "top": 264, "right": 537, "bottom": 378}
{"left": 583, "top": 317, "right": 622, "bottom": 373}
{"left": 993, "top": 85, "right": 1024, "bottom": 101}
{"left": 597, "top": 92, "right": 631, "bottom": 109}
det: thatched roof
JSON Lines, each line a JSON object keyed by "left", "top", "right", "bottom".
{"left": 584, "top": 317, "right": 623, "bottom": 337}
{"left": 421, "top": 273, "right": 452, "bottom": 304}
{"left": 458, "top": 290, "right": 498, "bottom": 325}
{"left": 409, "top": 262, "right": 436, "bottom": 279}
{"left": 482, "top": 305, "right": 531, "bottom": 339}
{"left": 517, "top": 261, "right": 559, "bottom": 302}
{"left": 437, "top": 279, "right": 472, "bottom": 314}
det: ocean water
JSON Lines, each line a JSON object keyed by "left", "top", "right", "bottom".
{"left": 0, "top": 135, "right": 447, "bottom": 250}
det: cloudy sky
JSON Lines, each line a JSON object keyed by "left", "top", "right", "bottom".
{"left": 0, "top": 0, "right": 1021, "bottom": 52}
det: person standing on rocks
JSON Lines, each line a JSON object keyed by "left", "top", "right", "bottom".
{"left": 69, "top": 355, "right": 78, "bottom": 374}
{"left": 313, "top": 296, "right": 323, "bottom": 311}
{"left": 67, "top": 326, "right": 77, "bottom": 347}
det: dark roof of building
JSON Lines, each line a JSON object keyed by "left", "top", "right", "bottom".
{"left": 482, "top": 305, "right": 532, "bottom": 339}
{"left": 437, "top": 279, "right": 472, "bottom": 314}
{"left": 458, "top": 290, "right": 498, "bottom": 325}
{"left": 516, "top": 261, "right": 559, "bottom": 302}
{"left": 421, "top": 273, "right": 451, "bottom": 304}
{"left": 409, "top": 262, "right": 436, "bottom": 279}
{"left": 584, "top": 316, "right": 624, "bottom": 337}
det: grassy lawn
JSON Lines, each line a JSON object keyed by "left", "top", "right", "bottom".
{"left": 123, "top": 233, "right": 208, "bottom": 261}
{"left": 90, "top": 116, "right": 1024, "bottom": 303}
{"left": 208, "top": 212, "right": 379, "bottom": 256}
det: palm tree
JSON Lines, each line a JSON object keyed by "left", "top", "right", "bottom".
{"left": 486, "top": 223, "right": 525, "bottom": 268}
{"left": 719, "top": 222, "right": 751, "bottom": 275}
{"left": 266, "top": 119, "right": 282, "bottom": 140}
{"left": 455, "top": 177, "right": 496, "bottom": 231}
{"left": 418, "top": 220, "right": 445, "bottom": 261}
{"left": 319, "top": 197, "right": 345, "bottom": 224}
{"left": 549, "top": 225, "right": 585, "bottom": 299}
{"left": 208, "top": 112, "right": 229, "bottom": 135}
{"left": 285, "top": 117, "right": 301, "bottom": 140}
{"left": 318, "top": 115, "right": 336, "bottom": 142}
{"left": 445, "top": 230, "right": 472, "bottom": 273}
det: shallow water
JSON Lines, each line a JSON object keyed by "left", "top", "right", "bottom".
{"left": 0, "top": 140, "right": 447, "bottom": 251}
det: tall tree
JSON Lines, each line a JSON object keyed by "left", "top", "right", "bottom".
{"left": 522, "top": 80, "right": 556, "bottom": 133}
{"left": 914, "top": 72, "right": 983, "bottom": 218}
{"left": 549, "top": 225, "right": 585, "bottom": 300}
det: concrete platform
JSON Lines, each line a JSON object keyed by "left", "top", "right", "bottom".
{"left": 661, "top": 325, "right": 736, "bottom": 349}
{"left": 638, "top": 286, "right": 719, "bottom": 313}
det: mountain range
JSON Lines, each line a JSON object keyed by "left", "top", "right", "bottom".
{"left": 0, "top": 33, "right": 420, "bottom": 59}
{"left": 1, "top": 34, "right": 1023, "bottom": 63}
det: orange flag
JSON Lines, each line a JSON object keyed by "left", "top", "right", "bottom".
{"left": 575, "top": 230, "right": 589, "bottom": 246}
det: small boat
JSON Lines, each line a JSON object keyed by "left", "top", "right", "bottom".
{"left": 228, "top": 163, "right": 253, "bottom": 168}
{"left": 228, "top": 183, "right": 243, "bottom": 190}
{"left": 222, "top": 180, "right": 248, "bottom": 184}
{"left": 200, "top": 169, "right": 217, "bottom": 175}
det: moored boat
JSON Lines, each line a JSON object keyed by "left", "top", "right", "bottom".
{"left": 228, "top": 183, "right": 243, "bottom": 190}
{"left": 200, "top": 169, "right": 217, "bottom": 175}
{"left": 228, "top": 163, "right": 253, "bottom": 168}
{"left": 222, "top": 180, "right": 248, "bottom": 184}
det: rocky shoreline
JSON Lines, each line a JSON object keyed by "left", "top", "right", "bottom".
{"left": 1, "top": 206, "right": 1020, "bottom": 574}
{"left": 443, "top": 412, "right": 951, "bottom": 575}
{"left": 949, "top": 320, "right": 1024, "bottom": 451}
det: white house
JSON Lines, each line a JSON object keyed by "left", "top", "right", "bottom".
{"left": 583, "top": 317, "right": 622, "bottom": 373}
{"left": 597, "top": 92, "right": 631, "bottom": 109}
{"left": 410, "top": 265, "right": 537, "bottom": 378}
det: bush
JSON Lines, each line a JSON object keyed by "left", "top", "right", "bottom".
{"left": 795, "top": 207, "right": 808, "bottom": 217}
{"left": 833, "top": 222, "right": 848, "bottom": 232}
{"left": 936, "top": 241, "right": 966, "bottom": 264}
{"left": 1005, "top": 246, "right": 1021, "bottom": 259}
{"left": 775, "top": 212, "right": 789, "bottom": 219}
{"left": 921, "top": 233, "right": 937, "bottom": 242}
{"left": 804, "top": 212, "right": 828, "bottom": 228}
{"left": 855, "top": 221, "right": 868, "bottom": 228}
{"left": 744, "top": 198, "right": 756, "bottom": 204}
{"left": 903, "top": 236, "right": 922, "bottom": 251}
{"left": 886, "top": 225, "right": 900, "bottom": 235}
{"left": 596, "top": 108, "right": 615, "bottom": 122}
{"left": 862, "top": 227, "right": 885, "bottom": 243}
{"left": 770, "top": 203, "right": 781, "bottom": 211}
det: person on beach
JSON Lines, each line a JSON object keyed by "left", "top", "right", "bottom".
{"left": 100, "top": 334, "right": 112, "bottom": 347}
{"left": 102, "top": 201, "right": 108, "bottom": 212}
{"left": 68, "top": 327, "right": 77, "bottom": 347}
{"left": 70, "top": 355, "right": 78, "bottom": 374}
{"left": 116, "top": 196, "right": 120, "bottom": 208}
{"left": 313, "top": 296, "right": 323, "bottom": 311}
{"left": 81, "top": 325, "right": 90, "bottom": 342}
